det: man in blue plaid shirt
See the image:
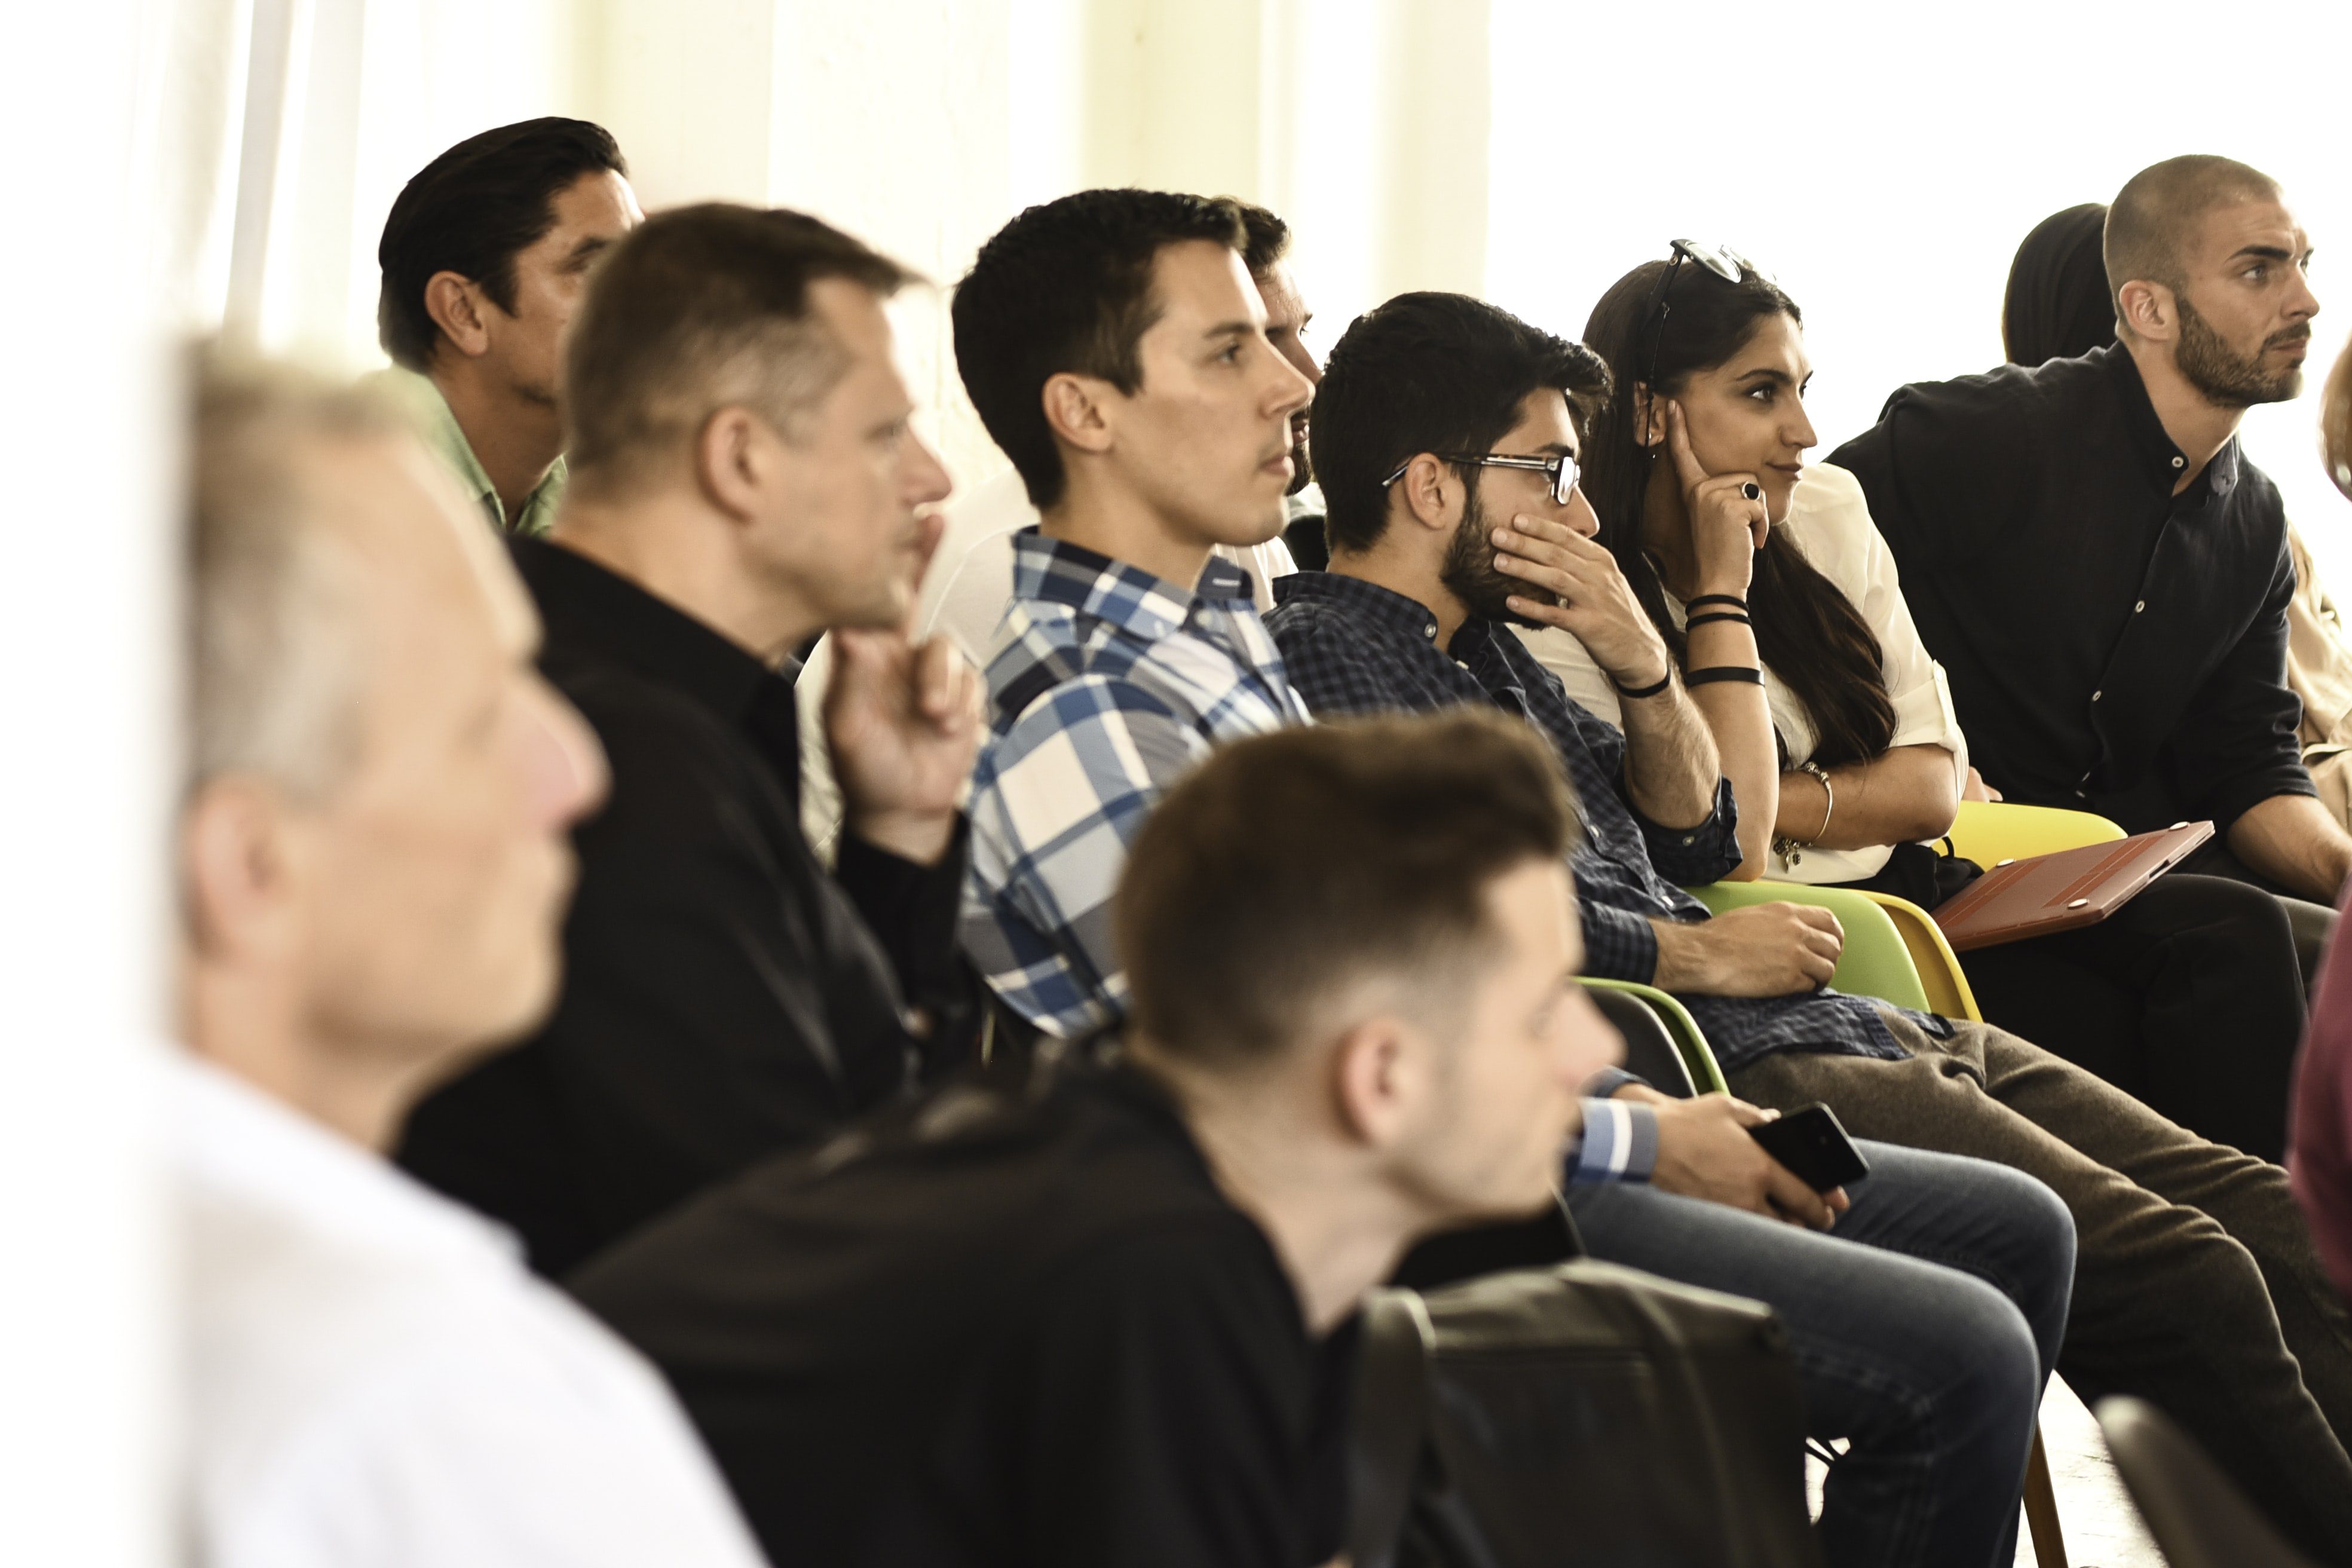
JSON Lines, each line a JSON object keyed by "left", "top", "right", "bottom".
{"left": 1277, "top": 287, "right": 2352, "bottom": 1561}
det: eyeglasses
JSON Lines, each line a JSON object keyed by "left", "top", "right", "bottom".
{"left": 1380, "top": 450, "right": 1583, "bottom": 506}
{"left": 1639, "top": 238, "right": 1765, "bottom": 422}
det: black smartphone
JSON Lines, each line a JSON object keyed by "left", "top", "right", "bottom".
{"left": 1748, "top": 1102, "right": 1870, "bottom": 1192}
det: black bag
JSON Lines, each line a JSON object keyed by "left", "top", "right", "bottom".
{"left": 1349, "top": 1260, "right": 1824, "bottom": 1568}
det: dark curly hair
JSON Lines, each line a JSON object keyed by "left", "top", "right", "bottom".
{"left": 1311, "top": 291, "right": 1609, "bottom": 555}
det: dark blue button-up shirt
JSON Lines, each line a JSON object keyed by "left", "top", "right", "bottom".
{"left": 1267, "top": 571, "right": 1930, "bottom": 1070}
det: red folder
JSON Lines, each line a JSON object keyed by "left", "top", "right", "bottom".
{"left": 1930, "top": 822, "right": 2216, "bottom": 953}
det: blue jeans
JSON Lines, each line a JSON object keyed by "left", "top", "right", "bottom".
{"left": 1567, "top": 1140, "right": 2075, "bottom": 1568}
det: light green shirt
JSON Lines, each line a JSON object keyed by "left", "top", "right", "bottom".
{"left": 372, "top": 367, "right": 566, "bottom": 537}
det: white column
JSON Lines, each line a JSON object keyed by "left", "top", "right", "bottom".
{"left": 0, "top": 1, "right": 175, "bottom": 1564}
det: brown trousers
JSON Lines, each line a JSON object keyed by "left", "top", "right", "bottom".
{"left": 1731, "top": 1012, "right": 2352, "bottom": 1566}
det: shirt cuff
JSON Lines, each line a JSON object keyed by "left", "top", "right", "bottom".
{"left": 835, "top": 816, "right": 973, "bottom": 1009}
{"left": 1582, "top": 1066, "right": 1649, "bottom": 1099}
{"left": 1578, "top": 902, "right": 1663, "bottom": 984}
{"left": 1631, "top": 777, "right": 1745, "bottom": 886}
{"left": 1567, "top": 1097, "right": 1659, "bottom": 1184}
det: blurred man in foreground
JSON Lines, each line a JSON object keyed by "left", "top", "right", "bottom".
{"left": 177, "top": 351, "right": 764, "bottom": 1566}
{"left": 575, "top": 712, "right": 1610, "bottom": 1568}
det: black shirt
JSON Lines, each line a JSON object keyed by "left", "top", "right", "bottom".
{"left": 396, "top": 538, "right": 975, "bottom": 1275}
{"left": 569, "top": 1062, "right": 1353, "bottom": 1568}
{"left": 1830, "top": 344, "right": 2312, "bottom": 833}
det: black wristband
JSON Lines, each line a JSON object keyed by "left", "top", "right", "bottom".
{"left": 1686, "top": 592, "right": 1748, "bottom": 612}
{"left": 1684, "top": 665, "right": 1765, "bottom": 687}
{"left": 1609, "top": 667, "right": 1674, "bottom": 700}
{"left": 1684, "top": 611, "right": 1752, "bottom": 631}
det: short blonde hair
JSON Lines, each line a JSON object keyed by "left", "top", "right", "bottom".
{"left": 186, "top": 347, "right": 409, "bottom": 802}
{"left": 2327, "top": 338, "right": 2352, "bottom": 503}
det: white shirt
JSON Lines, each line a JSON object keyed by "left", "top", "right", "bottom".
{"left": 177, "top": 1054, "right": 767, "bottom": 1568}
{"left": 793, "top": 466, "right": 1303, "bottom": 853}
{"left": 1517, "top": 461, "right": 1967, "bottom": 883}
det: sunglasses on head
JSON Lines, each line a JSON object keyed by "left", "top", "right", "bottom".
{"left": 1639, "top": 239, "right": 1767, "bottom": 439}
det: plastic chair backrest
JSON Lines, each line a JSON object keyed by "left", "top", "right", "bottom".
{"left": 1585, "top": 985, "right": 1699, "bottom": 1099}
{"left": 1686, "top": 882, "right": 1940, "bottom": 1015}
{"left": 1945, "top": 800, "right": 2124, "bottom": 866}
{"left": 2094, "top": 1396, "right": 2317, "bottom": 1568}
{"left": 1577, "top": 978, "right": 1728, "bottom": 1095}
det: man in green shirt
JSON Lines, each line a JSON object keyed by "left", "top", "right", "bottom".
{"left": 374, "top": 118, "right": 642, "bottom": 534}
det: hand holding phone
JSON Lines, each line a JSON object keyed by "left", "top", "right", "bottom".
{"left": 1747, "top": 1102, "right": 1870, "bottom": 1193}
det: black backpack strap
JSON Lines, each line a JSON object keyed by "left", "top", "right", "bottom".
{"left": 1349, "top": 1288, "right": 1433, "bottom": 1568}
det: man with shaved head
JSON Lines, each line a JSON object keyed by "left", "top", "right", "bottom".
{"left": 177, "top": 350, "right": 764, "bottom": 1566}
{"left": 1836, "top": 155, "right": 2347, "bottom": 939}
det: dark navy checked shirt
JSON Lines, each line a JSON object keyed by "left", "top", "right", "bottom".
{"left": 1267, "top": 571, "right": 1932, "bottom": 1071}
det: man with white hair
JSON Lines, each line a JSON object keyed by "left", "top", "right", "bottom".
{"left": 176, "top": 351, "right": 765, "bottom": 1567}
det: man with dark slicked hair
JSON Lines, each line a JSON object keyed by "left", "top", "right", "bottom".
{"left": 951, "top": 188, "right": 1315, "bottom": 1042}
{"left": 375, "top": 118, "right": 642, "bottom": 535}
{"left": 1836, "top": 155, "right": 2350, "bottom": 930}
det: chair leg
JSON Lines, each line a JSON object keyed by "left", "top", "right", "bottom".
{"left": 2023, "top": 1422, "right": 2066, "bottom": 1567}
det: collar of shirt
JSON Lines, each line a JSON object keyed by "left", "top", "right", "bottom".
{"left": 999, "top": 527, "right": 1301, "bottom": 715}
{"left": 2100, "top": 342, "right": 2241, "bottom": 501}
{"left": 174, "top": 1050, "right": 521, "bottom": 1269}
{"left": 511, "top": 537, "right": 803, "bottom": 797}
{"left": 379, "top": 366, "right": 567, "bottom": 535}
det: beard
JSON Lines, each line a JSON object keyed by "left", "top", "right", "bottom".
{"left": 1285, "top": 408, "right": 1313, "bottom": 496}
{"left": 1438, "top": 488, "right": 1546, "bottom": 630}
{"left": 2176, "top": 296, "right": 2307, "bottom": 408}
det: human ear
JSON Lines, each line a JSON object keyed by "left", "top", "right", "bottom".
{"left": 1041, "top": 372, "right": 1116, "bottom": 458}
{"left": 693, "top": 406, "right": 774, "bottom": 525}
{"left": 2117, "top": 279, "right": 2176, "bottom": 344}
{"left": 1396, "top": 454, "right": 1462, "bottom": 535}
{"left": 423, "top": 271, "right": 493, "bottom": 360}
{"left": 1632, "top": 384, "right": 1664, "bottom": 449}
{"left": 1330, "top": 1014, "right": 1422, "bottom": 1150}
{"left": 180, "top": 780, "right": 305, "bottom": 964}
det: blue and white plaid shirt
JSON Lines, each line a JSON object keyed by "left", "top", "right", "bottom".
{"left": 963, "top": 530, "right": 1312, "bottom": 1042}
{"left": 1267, "top": 571, "right": 1936, "bottom": 1073}
{"left": 965, "top": 531, "right": 1662, "bottom": 1182}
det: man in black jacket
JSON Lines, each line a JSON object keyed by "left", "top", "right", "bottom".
{"left": 397, "top": 204, "right": 982, "bottom": 1275}
{"left": 573, "top": 712, "right": 1610, "bottom": 1568}
{"left": 1833, "top": 155, "right": 2350, "bottom": 915}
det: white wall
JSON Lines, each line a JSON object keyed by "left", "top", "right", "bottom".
{"left": 1486, "top": 0, "right": 2352, "bottom": 583}
{"left": 0, "top": 1, "right": 177, "bottom": 1563}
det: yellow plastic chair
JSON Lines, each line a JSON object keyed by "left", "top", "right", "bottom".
{"left": 1946, "top": 800, "right": 2125, "bottom": 866}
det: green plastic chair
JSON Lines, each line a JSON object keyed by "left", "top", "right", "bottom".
{"left": 1576, "top": 977, "right": 1729, "bottom": 1094}
{"left": 1688, "top": 881, "right": 1944, "bottom": 1013}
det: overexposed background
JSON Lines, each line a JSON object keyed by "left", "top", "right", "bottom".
{"left": 17, "top": 3, "right": 2352, "bottom": 1563}
{"left": 1486, "top": 0, "right": 2352, "bottom": 582}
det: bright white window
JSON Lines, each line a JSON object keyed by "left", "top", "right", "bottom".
{"left": 1487, "top": 0, "right": 2352, "bottom": 583}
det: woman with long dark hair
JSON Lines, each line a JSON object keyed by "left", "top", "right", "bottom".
{"left": 1526, "top": 244, "right": 2310, "bottom": 1163}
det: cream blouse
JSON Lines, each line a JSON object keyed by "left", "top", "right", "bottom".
{"left": 1520, "top": 461, "right": 1967, "bottom": 883}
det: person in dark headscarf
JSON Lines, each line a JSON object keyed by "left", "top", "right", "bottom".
{"left": 2001, "top": 203, "right": 2117, "bottom": 366}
